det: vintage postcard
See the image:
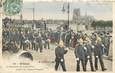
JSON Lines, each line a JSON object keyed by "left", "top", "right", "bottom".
{"left": 0, "top": 0, "right": 115, "bottom": 73}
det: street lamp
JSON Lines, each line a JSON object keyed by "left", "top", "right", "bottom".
{"left": 32, "top": 2, "right": 35, "bottom": 29}
{"left": 62, "top": 2, "right": 70, "bottom": 30}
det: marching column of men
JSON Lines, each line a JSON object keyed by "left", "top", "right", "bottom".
{"left": 55, "top": 31, "right": 109, "bottom": 71}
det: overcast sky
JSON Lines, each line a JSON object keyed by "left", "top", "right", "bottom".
{"left": 12, "top": 0, "right": 112, "bottom": 21}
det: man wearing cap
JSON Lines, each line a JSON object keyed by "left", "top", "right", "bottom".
{"left": 84, "top": 39, "right": 95, "bottom": 71}
{"left": 94, "top": 36, "right": 107, "bottom": 71}
{"left": 74, "top": 38, "right": 86, "bottom": 71}
{"left": 55, "top": 40, "right": 68, "bottom": 71}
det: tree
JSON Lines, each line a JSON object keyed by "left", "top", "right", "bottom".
{"left": 91, "top": 20, "right": 112, "bottom": 28}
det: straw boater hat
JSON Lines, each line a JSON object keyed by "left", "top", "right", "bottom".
{"left": 96, "top": 36, "right": 102, "bottom": 44}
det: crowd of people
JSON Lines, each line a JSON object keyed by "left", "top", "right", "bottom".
{"left": 2, "top": 26, "right": 112, "bottom": 71}
{"left": 2, "top": 28, "right": 51, "bottom": 53}
{"left": 55, "top": 29, "right": 112, "bottom": 72}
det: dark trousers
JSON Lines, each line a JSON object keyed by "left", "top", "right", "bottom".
{"left": 38, "top": 43, "right": 43, "bottom": 53}
{"left": 32, "top": 42, "right": 36, "bottom": 50}
{"left": 105, "top": 44, "right": 110, "bottom": 56}
{"left": 33, "top": 43, "right": 38, "bottom": 51}
{"left": 55, "top": 58, "right": 66, "bottom": 71}
{"left": 65, "top": 41, "right": 70, "bottom": 48}
{"left": 94, "top": 56, "right": 105, "bottom": 71}
{"left": 44, "top": 41, "right": 50, "bottom": 49}
{"left": 85, "top": 57, "right": 94, "bottom": 71}
{"left": 20, "top": 41, "right": 24, "bottom": 49}
{"left": 76, "top": 59, "right": 86, "bottom": 71}
{"left": 39, "top": 46, "right": 43, "bottom": 53}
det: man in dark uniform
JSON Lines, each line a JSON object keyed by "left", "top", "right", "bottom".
{"left": 91, "top": 33, "right": 97, "bottom": 46}
{"left": 65, "top": 31, "right": 71, "bottom": 48}
{"left": 20, "top": 32, "right": 25, "bottom": 50}
{"left": 27, "top": 31, "right": 34, "bottom": 50}
{"left": 84, "top": 39, "right": 95, "bottom": 71}
{"left": 36, "top": 32, "right": 43, "bottom": 53}
{"left": 41, "top": 32, "right": 47, "bottom": 49}
{"left": 74, "top": 38, "right": 86, "bottom": 71}
{"left": 32, "top": 32, "right": 37, "bottom": 51}
{"left": 55, "top": 30, "right": 61, "bottom": 44}
{"left": 61, "top": 31, "right": 66, "bottom": 43}
{"left": 94, "top": 37, "right": 107, "bottom": 71}
{"left": 55, "top": 40, "right": 68, "bottom": 71}
{"left": 104, "top": 33, "right": 110, "bottom": 56}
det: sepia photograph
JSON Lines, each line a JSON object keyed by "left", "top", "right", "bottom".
{"left": 1, "top": 0, "right": 114, "bottom": 72}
